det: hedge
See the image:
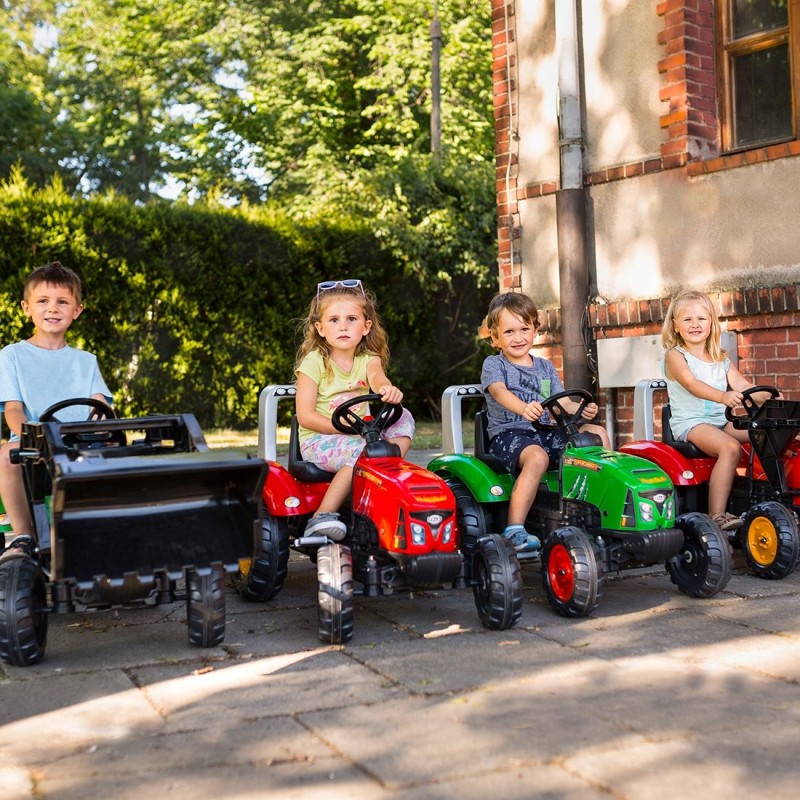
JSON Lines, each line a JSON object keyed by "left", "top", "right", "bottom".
{"left": 0, "top": 173, "right": 493, "bottom": 427}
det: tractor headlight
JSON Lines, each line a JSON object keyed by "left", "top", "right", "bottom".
{"left": 638, "top": 501, "right": 654, "bottom": 522}
{"left": 442, "top": 521, "right": 453, "bottom": 544}
{"left": 411, "top": 522, "right": 426, "bottom": 545}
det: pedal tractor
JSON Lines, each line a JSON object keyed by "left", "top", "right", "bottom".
{"left": 428, "top": 385, "right": 732, "bottom": 618}
{"left": 236, "top": 385, "right": 523, "bottom": 643}
{"left": 621, "top": 381, "right": 800, "bottom": 579}
{"left": 0, "top": 398, "right": 266, "bottom": 666}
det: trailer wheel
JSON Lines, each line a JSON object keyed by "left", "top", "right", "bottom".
{"left": 317, "top": 544, "right": 353, "bottom": 645}
{"left": 668, "top": 512, "right": 732, "bottom": 597}
{"left": 541, "top": 527, "right": 603, "bottom": 617}
{"left": 238, "top": 513, "right": 290, "bottom": 601}
{"left": 472, "top": 534, "right": 523, "bottom": 630}
{"left": 0, "top": 557, "right": 48, "bottom": 666}
{"left": 740, "top": 502, "right": 800, "bottom": 579}
{"left": 187, "top": 564, "right": 226, "bottom": 647}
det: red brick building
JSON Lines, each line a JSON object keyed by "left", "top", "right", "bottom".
{"left": 492, "top": 0, "right": 800, "bottom": 445}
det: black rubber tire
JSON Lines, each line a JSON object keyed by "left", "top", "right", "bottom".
{"left": 444, "top": 476, "right": 492, "bottom": 562}
{"left": 317, "top": 543, "right": 354, "bottom": 645}
{"left": 541, "top": 526, "right": 603, "bottom": 617}
{"left": 668, "top": 512, "right": 732, "bottom": 597}
{"left": 0, "top": 557, "right": 48, "bottom": 666}
{"left": 472, "top": 534, "right": 523, "bottom": 630}
{"left": 739, "top": 502, "right": 800, "bottom": 580}
{"left": 238, "top": 513, "right": 290, "bottom": 601}
{"left": 186, "top": 563, "right": 226, "bottom": 647}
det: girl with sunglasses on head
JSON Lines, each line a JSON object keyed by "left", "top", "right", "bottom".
{"left": 295, "top": 279, "right": 415, "bottom": 540}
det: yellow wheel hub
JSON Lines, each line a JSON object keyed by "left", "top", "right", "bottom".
{"left": 746, "top": 516, "right": 779, "bottom": 566}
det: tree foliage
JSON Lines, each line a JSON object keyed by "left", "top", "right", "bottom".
{"left": 0, "top": 1, "right": 498, "bottom": 421}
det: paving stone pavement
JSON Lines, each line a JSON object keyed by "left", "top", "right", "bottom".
{"left": 1, "top": 454, "right": 799, "bottom": 798}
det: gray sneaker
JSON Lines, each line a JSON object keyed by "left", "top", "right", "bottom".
{"left": 304, "top": 512, "right": 347, "bottom": 541}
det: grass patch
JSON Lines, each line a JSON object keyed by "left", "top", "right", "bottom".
{"left": 205, "top": 419, "right": 473, "bottom": 455}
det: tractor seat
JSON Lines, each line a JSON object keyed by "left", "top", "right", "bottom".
{"left": 288, "top": 416, "right": 335, "bottom": 483}
{"left": 474, "top": 409, "right": 512, "bottom": 473}
{"left": 661, "top": 404, "right": 708, "bottom": 459}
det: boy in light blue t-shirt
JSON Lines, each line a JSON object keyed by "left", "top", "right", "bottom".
{"left": 0, "top": 262, "right": 112, "bottom": 559}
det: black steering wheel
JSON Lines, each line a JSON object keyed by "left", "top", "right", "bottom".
{"left": 531, "top": 389, "right": 593, "bottom": 437}
{"left": 724, "top": 385, "right": 780, "bottom": 427}
{"left": 331, "top": 393, "right": 403, "bottom": 442}
{"left": 40, "top": 397, "right": 126, "bottom": 447}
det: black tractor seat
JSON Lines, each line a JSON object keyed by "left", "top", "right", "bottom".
{"left": 661, "top": 404, "right": 711, "bottom": 459}
{"left": 288, "top": 416, "right": 335, "bottom": 483}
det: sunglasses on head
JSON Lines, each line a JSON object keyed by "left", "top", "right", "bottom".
{"left": 316, "top": 279, "right": 364, "bottom": 300}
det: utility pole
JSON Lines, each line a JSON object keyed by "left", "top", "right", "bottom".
{"left": 430, "top": 1, "right": 442, "bottom": 160}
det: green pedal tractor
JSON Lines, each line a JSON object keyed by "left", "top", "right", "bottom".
{"left": 428, "top": 385, "right": 732, "bottom": 617}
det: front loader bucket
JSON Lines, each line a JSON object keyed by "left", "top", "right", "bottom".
{"left": 50, "top": 450, "right": 265, "bottom": 585}
{"left": 18, "top": 414, "right": 266, "bottom": 587}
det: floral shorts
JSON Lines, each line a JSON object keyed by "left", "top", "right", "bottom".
{"left": 299, "top": 408, "right": 416, "bottom": 471}
{"left": 489, "top": 426, "right": 568, "bottom": 475}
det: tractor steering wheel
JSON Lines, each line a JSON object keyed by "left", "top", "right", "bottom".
{"left": 724, "top": 385, "right": 781, "bottom": 426}
{"left": 331, "top": 393, "right": 403, "bottom": 439}
{"left": 531, "top": 389, "right": 594, "bottom": 437}
{"left": 40, "top": 397, "right": 126, "bottom": 447}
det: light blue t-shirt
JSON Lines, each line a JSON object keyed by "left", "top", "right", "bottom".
{"left": 0, "top": 341, "right": 112, "bottom": 437}
{"left": 664, "top": 346, "right": 729, "bottom": 439}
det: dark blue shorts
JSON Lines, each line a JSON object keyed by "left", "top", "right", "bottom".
{"left": 489, "top": 427, "right": 569, "bottom": 474}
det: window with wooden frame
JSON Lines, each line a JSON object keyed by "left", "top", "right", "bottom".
{"left": 717, "top": 0, "right": 800, "bottom": 150}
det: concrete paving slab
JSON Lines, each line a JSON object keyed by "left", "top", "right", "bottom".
{"left": 298, "top": 688, "right": 627, "bottom": 789}
{"left": 563, "top": 719, "right": 800, "bottom": 800}
{"left": 132, "top": 648, "right": 406, "bottom": 727}
{"left": 0, "top": 670, "right": 159, "bottom": 767}
{"left": 36, "top": 761, "right": 384, "bottom": 800}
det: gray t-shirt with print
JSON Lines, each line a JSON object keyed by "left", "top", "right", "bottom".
{"left": 481, "top": 353, "right": 564, "bottom": 440}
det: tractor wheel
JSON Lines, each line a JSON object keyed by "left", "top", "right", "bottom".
{"left": 739, "top": 501, "right": 800, "bottom": 580}
{"left": 317, "top": 543, "right": 354, "bottom": 645}
{"left": 472, "top": 534, "right": 523, "bottom": 630}
{"left": 541, "top": 527, "right": 603, "bottom": 617}
{"left": 444, "top": 476, "right": 492, "bottom": 563}
{"left": 740, "top": 502, "right": 800, "bottom": 580}
{"left": 0, "top": 557, "right": 48, "bottom": 666}
{"left": 186, "top": 563, "right": 226, "bottom": 648}
{"left": 668, "top": 512, "right": 732, "bottom": 597}
{"left": 237, "top": 513, "right": 291, "bottom": 601}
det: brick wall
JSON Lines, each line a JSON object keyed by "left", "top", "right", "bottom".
{"left": 492, "top": 1, "right": 800, "bottom": 446}
{"left": 491, "top": 0, "right": 520, "bottom": 290}
{"left": 530, "top": 285, "right": 800, "bottom": 447}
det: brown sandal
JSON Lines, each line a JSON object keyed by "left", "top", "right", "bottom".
{"left": 712, "top": 512, "right": 742, "bottom": 531}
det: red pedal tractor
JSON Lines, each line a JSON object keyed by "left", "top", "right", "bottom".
{"left": 621, "top": 381, "right": 800, "bottom": 579}
{"left": 237, "top": 386, "right": 523, "bottom": 643}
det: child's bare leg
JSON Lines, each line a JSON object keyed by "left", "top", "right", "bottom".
{"left": 0, "top": 442, "right": 33, "bottom": 536}
{"left": 686, "top": 424, "right": 745, "bottom": 518}
{"left": 508, "top": 444, "right": 549, "bottom": 525}
{"left": 317, "top": 466, "right": 353, "bottom": 514}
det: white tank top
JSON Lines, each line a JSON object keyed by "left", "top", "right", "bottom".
{"left": 664, "top": 347, "right": 729, "bottom": 439}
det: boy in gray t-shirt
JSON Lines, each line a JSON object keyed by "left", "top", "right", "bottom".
{"left": 481, "top": 292, "right": 608, "bottom": 553}
{"left": 0, "top": 262, "right": 112, "bottom": 559}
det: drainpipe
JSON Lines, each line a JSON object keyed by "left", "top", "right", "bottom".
{"left": 555, "top": 0, "right": 591, "bottom": 392}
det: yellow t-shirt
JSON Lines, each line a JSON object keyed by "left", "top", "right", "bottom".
{"left": 295, "top": 350, "right": 373, "bottom": 442}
